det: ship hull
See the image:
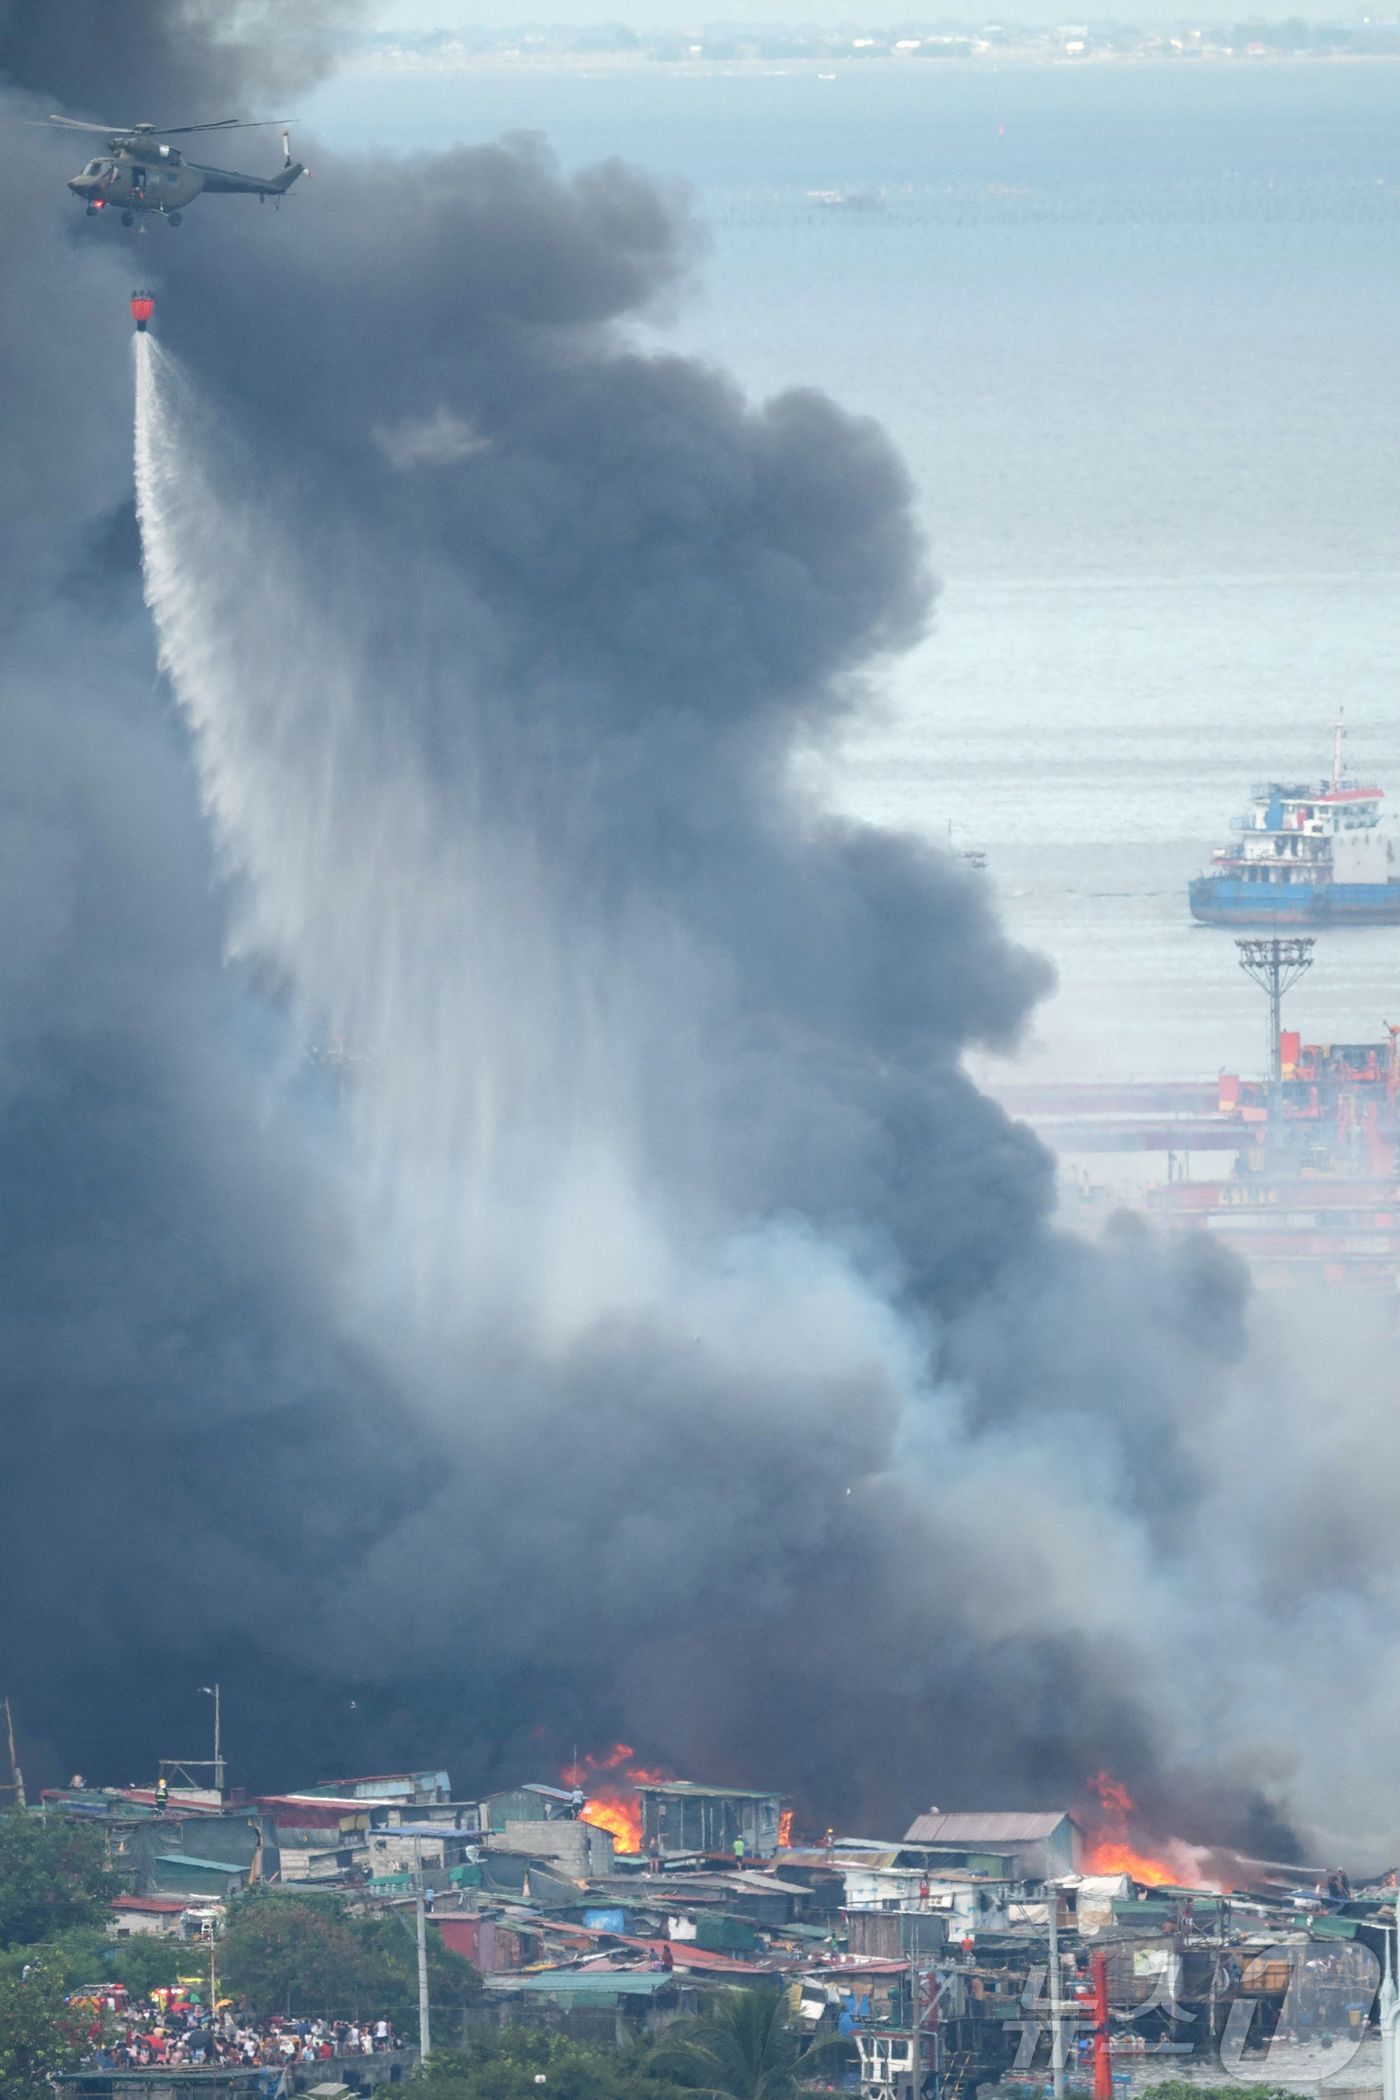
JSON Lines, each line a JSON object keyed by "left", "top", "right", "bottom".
{"left": 1189, "top": 877, "right": 1400, "bottom": 927}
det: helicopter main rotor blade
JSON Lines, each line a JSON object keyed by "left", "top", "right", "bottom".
{"left": 46, "top": 114, "right": 132, "bottom": 133}
{"left": 154, "top": 119, "right": 292, "bottom": 135}
{"left": 42, "top": 112, "right": 292, "bottom": 137}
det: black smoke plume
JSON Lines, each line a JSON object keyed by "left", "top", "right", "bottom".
{"left": 0, "top": 2, "right": 1386, "bottom": 1864}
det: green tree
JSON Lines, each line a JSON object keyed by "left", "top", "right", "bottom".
{"left": 0, "top": 1923, "right": 109, "bottom": 1990}
{"left": 0, "top": 1813, "right": 118, "bottom": 1949}
{"left": 0, "top": 1921, "right": 209, "bottom": 2000}
{"left": 109, "top": 1931, "right": 206, "bottom": 1998}
{"left": 1143, "top": 2086, "right": 1297, "bottom": 2100}
{"left": 221, "top": 1892, "right": 373, "bottom": 2013}
{"left": 410, "top": 2029, "right": 688, "bottom": 2100}
{"left": 355, "top": 1911, "right": 480, "bottom": 2025}
{"left": 0, "top": 1968, "right": 87, "bottom": 2099}
{"left": 221, "top": 1889, "right": 479, "bottom": 2021}
{"left": 657, "top": 1987, "right": 849, "bottom": 2100}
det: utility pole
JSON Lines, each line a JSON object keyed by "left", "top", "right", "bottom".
{"left": 1235, "top": 938, "right": 1314, "bottom": 1085}
{"left": 1048, "top": 1882, "right": 1065, "bottom": 2100}
{"left": 3, "top": 1700, "right": 26, "bottom": 1809}
{"left": 415, "top": 1835, "right": 432, "bottom": 2064}
{"left": 1380, "top": 1919, "right": 1399, "bottom": 2100}
{"left": 199, "top": 1684, "right": 224, "bottom": 1796}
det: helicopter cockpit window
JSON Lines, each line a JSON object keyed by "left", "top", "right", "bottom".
{"left": 83, "top": 160, "right": 103, "bottom": 176}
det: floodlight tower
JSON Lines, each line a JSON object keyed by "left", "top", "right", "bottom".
{"left": 1235, "top": 937, "right": 1315, "bottom": 1084}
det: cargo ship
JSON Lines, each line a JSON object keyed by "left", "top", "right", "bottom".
{"left": 1189, "top": 722, "right": 1400, "bottom": 926}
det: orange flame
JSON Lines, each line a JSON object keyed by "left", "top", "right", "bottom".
{"left": 778, "top": 1809, "right": 794, "bottom": 1847}
{"left": 562, "top": 1743, "right": 671, "bottom": 1856}
{"left": 1082, "top": 1770, "right": 1178, "bottom": 1887}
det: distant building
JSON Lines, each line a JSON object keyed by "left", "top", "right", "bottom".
{"left": 107, "top": 1894, "right": 188, "bottom": 1939}
{"left": 900, "top": 1810, "right": 1083, "bottom": 1879}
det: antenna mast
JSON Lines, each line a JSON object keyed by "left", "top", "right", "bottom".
{"left": 1331, "top": 710, "right": 1346, "bottom": 792}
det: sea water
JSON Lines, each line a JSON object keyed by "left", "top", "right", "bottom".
{"left": 305, "top": 56, "right": 1400, "bottom": 1079}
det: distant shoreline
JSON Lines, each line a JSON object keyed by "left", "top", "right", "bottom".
{"left": 346, "top": 46, "right": 1400, "bottom": 74}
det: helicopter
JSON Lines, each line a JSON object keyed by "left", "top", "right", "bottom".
{"left": 48, "top": 115, "right": 304, "bottom": 227}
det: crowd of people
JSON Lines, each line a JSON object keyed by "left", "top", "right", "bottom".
{"left": 80, "top": 1991, "right": 407, "bottom": 2072}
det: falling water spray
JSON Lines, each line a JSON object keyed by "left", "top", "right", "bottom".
{"left": 133, "top": 335, "right": 666, "bottom": 1337}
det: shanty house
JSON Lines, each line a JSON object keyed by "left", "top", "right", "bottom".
{"left": 489, "top": 1818, "right": 616, "bottom": 1877}
{"left": 900, "top": 1810, "right": 1083, "bottom": 1880}
{"left": 142, "top": 1851, "right": 247, "bottom": 1901}
{"left": 367, "top": 1822, "right": 480, "bottom": 1878}
{"left": 254, "top": 1796, "right": 371, "bottom": 1882}
{"left": 122, "top": 1811, "right": 271, "bottom": 1899}
{"left": 108, "top": 1895, "right": 189, "bottom": 1939}
{"left": 481, "top": 1967, "right": 699, "bottom": 2039}
{"left": 639, "top": 1782, "right": 784, "bottom": 1861}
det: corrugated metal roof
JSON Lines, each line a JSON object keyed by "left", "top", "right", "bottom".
{"left": 484, "top": 1969, "right": 679, "bottom": 1996}
{"left": 367, "top": 1821, "right": 473, "bottom": 1838}
{"left": 722, "top": 1869, "right": 812, "bottom": 1894}
{"left": 259, "top": 1794, "right": 369, "bottom": 1810}
{"left": 637, "top": 1780, "right": 781, "bottom": 1800}
{"left": 152, "top": 1852, "right": 243, "bottom": 1873}
{"left": 614, "top": 1935, "right": 781, "bottom": 1973}
{"left": 314, "top": 1771, "right": 446, "bottom": 1787}
{"left": 902, "top": 1812, "right": 1079, "bottom": 1844}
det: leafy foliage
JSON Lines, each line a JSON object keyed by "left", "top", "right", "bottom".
{"left": 1142, "top": 2086, "right": 1300, "bottom": 2100}
{"left": 409, "top": 2028, "right": 689, "bottom": 2100}
{"left": 0, "top": 1920, "right": 204, "bottom": 1998}
{"left": 0, "top": 1813, "right": 118, "bottom": 1949}
{"left": 109, "top": 1930, "right": 208, "bottom": 1997}
{"left": 655, "top": 1987, "right": 850, "bottom": 2100}
{"left": 0, "top": 1968, "right": 87, "bottom": 2099}
{"left": 221, "top": 1888, "right": 479, "bottom": 2018}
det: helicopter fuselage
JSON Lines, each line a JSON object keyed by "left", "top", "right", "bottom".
{"left": 69, "top": 142, "right": 203, "bottom": 216}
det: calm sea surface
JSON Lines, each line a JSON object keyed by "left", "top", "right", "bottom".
{"left": 307, "top": 58, "right": 1400, "bottom": 1079}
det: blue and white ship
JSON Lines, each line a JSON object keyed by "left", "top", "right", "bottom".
{"left": 1190, "top": 723, "right": 1400, "bottom": 927}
